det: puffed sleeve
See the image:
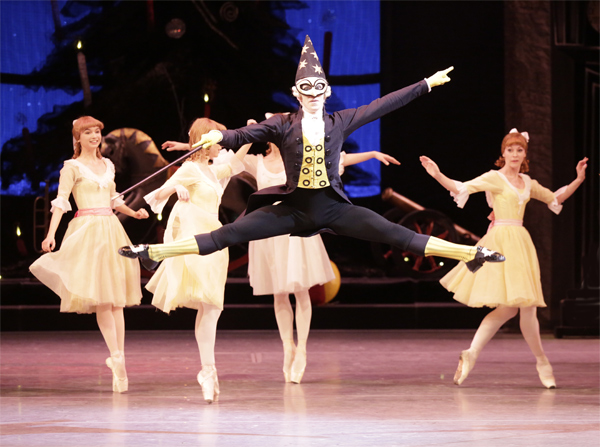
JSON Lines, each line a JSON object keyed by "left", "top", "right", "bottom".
{"left": 50, "top": 162, "right": 77, "bottom": 213}
{"left": 144, "top": 162, "right": 198, "bottom": 214}
{"left": 241, "top": 154, "right": 259, "bottom": 179}
{"left": 213, "top": 151, "right": 245, "bottom": 181}
{"left": 106, "top": 160, "right": 125, "bottom": 209}
{"left": 451, "top": 171, "right": 504, "bottom": 209}
{"left": 530, "top": 179, "right": 565, "bottom": 215}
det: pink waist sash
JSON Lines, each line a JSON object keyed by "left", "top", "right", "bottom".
{"left": 488, "top": 218, "right": 523, "bottom": 231}
{"left": 75, "top": 207, "right": 113, "bottom": 217}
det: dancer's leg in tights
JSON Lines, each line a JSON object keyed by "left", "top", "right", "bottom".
{"left": 453, "top": 306, "right": 518, "bottom": 385}
{"left": 291, "top": 289, "right": 312, "bottom": 381}
{"left": 519, "top": 306, "right": 552, "bottom": 366}
{"left": 327, "top": 204, "right": 478, "bottom": 262}
{"left": 96, "top": 303, "right": 127, "bottom": 378}
{"left": 468, "top": 306, "right": 519, "bottom": 359}
{"left": 274, "top": 293, "right": 296, "bottom": 381}
{"left": 195, "top": 303, "right": 222, "bottom": 367}
{"left": 293, "top": 289, "right": 312, "bottom": 351}
{"left": 149, "top": 203, "right": 306, "bottom": 260}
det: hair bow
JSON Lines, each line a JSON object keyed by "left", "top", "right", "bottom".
{"left": 509, "top": 128, "right": 529, "bottom": 142}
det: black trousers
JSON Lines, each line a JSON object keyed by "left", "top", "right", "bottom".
{"left": 195, "top": 187, "right": 429, "bottom": 256}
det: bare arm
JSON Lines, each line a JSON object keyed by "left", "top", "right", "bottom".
{"left": 115, "top": 203, "right": 150, "bottom": 219}
{"left": 419, "top": 155, "right": 460, "bottom": 194}
{"left": 41, "top": 209, "right": 65, "bottom": 252}
{"left": 555, "top": 157, "right": 588, "bottom": 204}
{"left": 343, "top": 151, "right": 400, "bottom": 167}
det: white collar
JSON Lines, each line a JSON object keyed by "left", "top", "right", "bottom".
{"left": 301, "top": 108, "right": 323, "bottom": 121}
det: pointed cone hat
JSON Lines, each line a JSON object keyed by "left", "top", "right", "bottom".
{"left": 295, "top": 35, "right": 326, "bottom": 83}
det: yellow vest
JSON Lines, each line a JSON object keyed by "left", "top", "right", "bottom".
{"left": 297, "top": 135, "right": 330, "bottom": 189}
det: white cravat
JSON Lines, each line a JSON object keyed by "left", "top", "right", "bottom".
{"left": 301, "top": 108, "right": 325, "bottom": 147}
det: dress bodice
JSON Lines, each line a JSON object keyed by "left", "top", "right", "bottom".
{"left": 51, "top": 158, "right": 121, "bottom": 212}
{"left": 453, "top": 170, "right": 561, "bottom": 219}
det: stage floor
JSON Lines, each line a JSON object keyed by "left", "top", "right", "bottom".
{"left": 1, "top": 330, "right": 599, "bottom": 446}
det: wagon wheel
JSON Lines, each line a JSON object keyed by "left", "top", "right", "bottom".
{"left": 370, "top": 207, "right": 405, "bottom": 274}
{"left": 393, "top": 210, "right": 458, "bottom": 280}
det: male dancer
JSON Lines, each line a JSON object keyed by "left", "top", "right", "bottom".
{"left": 120, "top": 36, "right": 505, "bottom": 272}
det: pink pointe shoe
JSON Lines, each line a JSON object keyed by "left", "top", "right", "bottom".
{"left": 283, "top": 343, "right": 296, "bottom": 383}
{"left": 106, "top": 352, "right": 128, "bottom": 393}
{"left": 536, "top": 361, "right": 557, "bottom": 389}
{"left": 453, "top": 350, "right": 476, "bottom": 385}
{"left": 290, "top": 348, "right": 307, "bottom": 384}
{"left": 197, "top": 365, "right": 219, "bottom": 404}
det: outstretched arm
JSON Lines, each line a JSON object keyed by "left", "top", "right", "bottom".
{"left": 419, "top": 155, "right": 460, "bottom": 194}
{"left": 343, "top": 151, "right": 400, "bottom": 167}
{"left": 162, "top": 140, "right": 190, "bottom": 152}
{"left": 555, "top": 157, "right": 588, "bottom": 204}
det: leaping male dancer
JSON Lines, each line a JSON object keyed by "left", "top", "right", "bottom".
{"left": 120, "top": 35, "right": 505, "bottom": 272}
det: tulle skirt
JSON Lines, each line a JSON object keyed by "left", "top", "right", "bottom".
{"left": 441, "top": 225, "right": 546, "bottom": 308}
{"left": 30, "top": 214, "right": 142, "bottom": 314}
{"left": 147, "top": 201, "right": 228, "bottom": 313}
{"left": 248, "top": 234, "right": 335, "bottom": 295}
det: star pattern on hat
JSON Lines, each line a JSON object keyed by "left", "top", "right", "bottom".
{"left": 295, "top": 35, "right": 327, "bottom": 83}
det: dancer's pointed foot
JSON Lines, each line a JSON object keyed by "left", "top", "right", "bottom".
{"left": 282, "top": 343, "right": 296, "bottom": 383}
{"left": 118, "top": 244, "right": 159, "bottom": 271}
{"left": 106, "top": 352, "right": 128, "bottom": 393}
{"left": 454, "top": 349, "right": 476, "bottom": 385}
{"left": 536, "top": 360, "right": 557, "bottom": 389}
{"left": 466, "top": 246, "right": 506, "bottom": 273}
{"left": 197, "top": 365, "right": 219, "bottom": 404}
{"left": 291, "top": 348, "right": 306, "bottom": 384}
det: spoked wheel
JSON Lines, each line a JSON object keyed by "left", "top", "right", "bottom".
{"left": 393, "top": 210, "right": 459, "bottom": 280}
{"left": 370, "top": 208, "right": 405, "bottom": 275}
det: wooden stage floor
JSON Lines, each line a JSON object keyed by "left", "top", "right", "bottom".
{"left": 1, "top": 330, "right": 599, "bottom": 446}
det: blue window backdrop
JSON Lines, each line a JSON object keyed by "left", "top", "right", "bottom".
{"left": 1, "top": 0, "right": 85, "bottom": 194}
{"left": 1, "top": 1, "right": 381, "bottom": 197}
{"left": 282, "top": 1, "right": 381, "bottom": 198}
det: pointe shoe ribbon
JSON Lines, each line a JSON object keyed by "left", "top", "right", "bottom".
{"left": 118, "top": 244, "right": 159, "bottom": 271}
{"left": 106, "top": 354, "right": 128, "bottom": 393}
{"left": 466, "top": 246, "right": 506, "bottom": 273}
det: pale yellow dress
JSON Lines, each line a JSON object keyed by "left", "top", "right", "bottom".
{"left": 440, "top": 170, "right": 566, "bottom": 308}
{"left": 29, "top": 158, "right": 142, "bottom": 313}
{"left": 144, "top": 156, "right": 244, "bottom": 313}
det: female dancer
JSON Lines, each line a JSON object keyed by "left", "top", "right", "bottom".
{"left": 165, "top": 116, "right": 402, "bottom": 384}
{"left": 144, "top": 118, "right": 249, "bottom": 403}
{"left": 244, "top": 117, "right": 402, "bottom": 384}
{"left": 420, "top": 128, "right": 588, "bottom": 388}
{"left": 30, "top": 116, "right": 149, "bottom": 393}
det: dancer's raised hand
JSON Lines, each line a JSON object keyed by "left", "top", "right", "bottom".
{"left": 426, "top": 66, "right": 454, "bottom": 88}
